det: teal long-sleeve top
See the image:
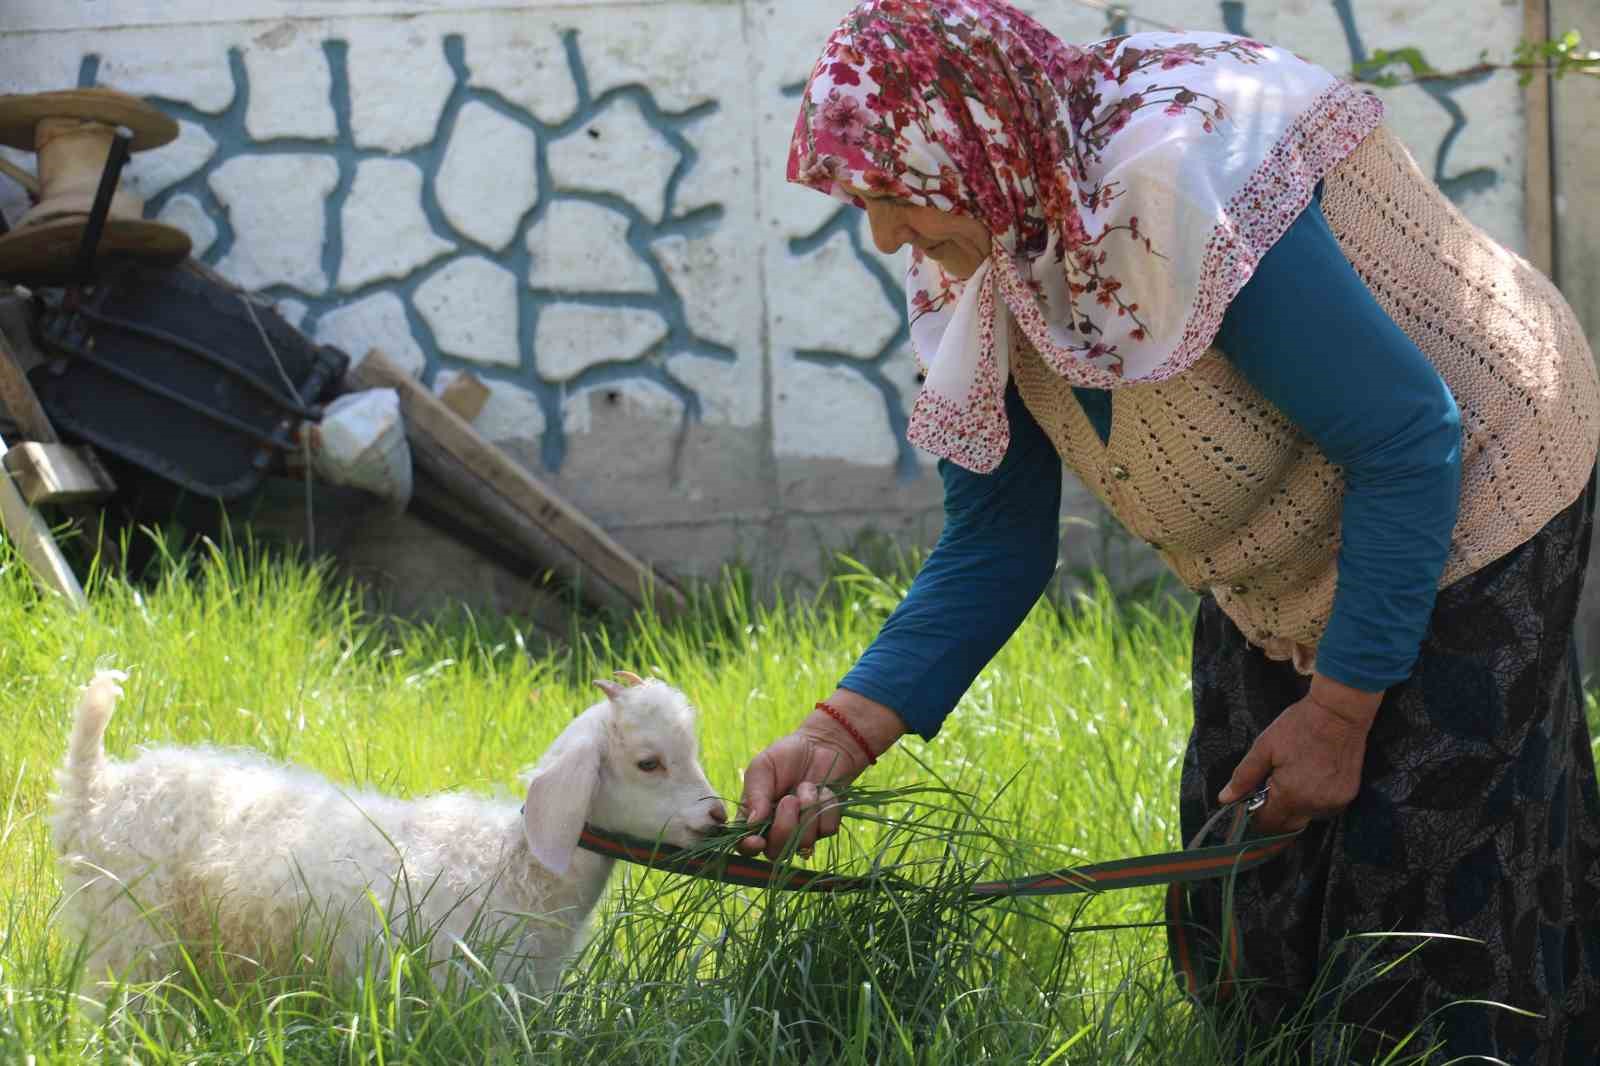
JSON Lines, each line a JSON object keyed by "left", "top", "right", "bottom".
{"left": 840, "top": 193, "right": 1464, "bottom": 740}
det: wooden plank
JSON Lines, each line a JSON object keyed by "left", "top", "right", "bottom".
{"left": 1523, "top": 0, "right": 1555, "bottom": 278}
{"left": 3, "top": 442, "right": 116, "bottom": 505}
{"left": 0, "top": 294, "right": 50, "bottom": 373}
{"left": 346, "top": 349, "right": 685, "bottom": 618}
{"left": 0, "top": 298, "right": 122, "bottom": 571}
{"left": 0, "top": 430, "right": 86, "bottom": 610}
{"left": 0, "top": 320, "right": 57, "bottom": 443}
{"left": 439, "top": 371, "right": 490, "bottom": 422}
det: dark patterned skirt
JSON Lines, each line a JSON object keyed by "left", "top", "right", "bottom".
{"left": 1179, "top": 473, "right": 1600, "bottom": 1065}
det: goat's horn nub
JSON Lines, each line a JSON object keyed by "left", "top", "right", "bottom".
{"left": 613, "top": 670, "right": 646, "bottom": 687}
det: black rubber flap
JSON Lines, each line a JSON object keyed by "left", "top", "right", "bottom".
{"left": 30, "top": 263, "right": 349, "bottom": 499}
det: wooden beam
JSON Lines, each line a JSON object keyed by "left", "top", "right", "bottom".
{"left": 0, "top": 298, "right": 122, "bottom": 572}
{"left": 346, "top": 349, "right": 685, "bottom": 619}
{"left": 0, "top": 430, "right": 86, "bottom": 610}
{"left": 3, "top": 442, "right": 116, "bottom": 505}
{"left": 0, "top": 294, "right": 51, "bottom": 372}
{"left": 1524, "top": 0, "right": 1555, "bottom": 277}
{"left": 0, "top": 321, "right": 57, "bottom": 443}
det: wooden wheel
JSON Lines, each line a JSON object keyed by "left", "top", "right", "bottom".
{"left": 0, "top": 88, "right": 178, "bottom": 153}
{"left": 0, "top": 216, "right": 191, "bottom": 285}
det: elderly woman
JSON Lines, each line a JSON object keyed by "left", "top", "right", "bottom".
{"left": 736, "top": 0, "right": 1600, "bottom": 1060}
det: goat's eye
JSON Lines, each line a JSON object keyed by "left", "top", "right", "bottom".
{"left": 636, "top": 758, "right": 661, "bottom": 773}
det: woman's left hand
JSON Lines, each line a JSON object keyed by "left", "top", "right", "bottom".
{"left": 1217, "top": 675, "right": 1383, "bottom": 835}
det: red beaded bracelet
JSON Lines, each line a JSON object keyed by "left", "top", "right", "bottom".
{"left": 815, "top": 700, "right": 877, "bottom": 766}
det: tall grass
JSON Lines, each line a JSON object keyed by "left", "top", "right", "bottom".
{"left": 0, "top": 534, "right": 1565, "bottom": 1063}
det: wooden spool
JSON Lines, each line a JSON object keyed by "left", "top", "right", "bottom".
{"left": 0, "top": 88, "right": 191, "bottom": 285}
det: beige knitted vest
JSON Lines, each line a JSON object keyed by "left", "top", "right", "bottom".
{"left": 1012, "top": 124, "right": 1600, "bottom": 667}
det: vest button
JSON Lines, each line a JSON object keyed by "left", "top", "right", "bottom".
{"left": 1110, "top": 464, "right": 1130, "bottom": 481}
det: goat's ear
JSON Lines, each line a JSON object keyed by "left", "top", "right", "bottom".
{"left": 523, "top": 718, "right": 603, "bottom": 876}
{"left": 593, "top": 679, "right": 626, "bottom": 702}
{"left": 612, "top": 670, "right": 645, "bottom": 687}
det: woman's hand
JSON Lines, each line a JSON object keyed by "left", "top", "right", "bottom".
{"left": 1218, "top": 675, "right": 1383, "bottom": 835}
{"left": 737, "top": 690, "right": 906, "bottom": 861}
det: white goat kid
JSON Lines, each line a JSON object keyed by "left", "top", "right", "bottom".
{"left": 50, "top": 669, "right": 726, "bottom": 991}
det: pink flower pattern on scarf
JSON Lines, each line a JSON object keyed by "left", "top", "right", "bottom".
{"left": 788, "top": 0, "right": 1383, "bottom": 471}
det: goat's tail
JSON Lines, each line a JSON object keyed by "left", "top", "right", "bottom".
{"left": 60, "top": 670, "right": 127, "bottom": 806}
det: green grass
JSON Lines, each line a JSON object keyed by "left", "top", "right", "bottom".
{"left": 0, "top": 534, "right": 1581, "bottom": 1063}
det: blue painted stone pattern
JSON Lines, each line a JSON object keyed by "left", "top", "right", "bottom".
{"left": 83, "top": 35, "right": 732, "bottom": 474}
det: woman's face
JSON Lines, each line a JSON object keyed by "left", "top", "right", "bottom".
{"left": 843, "top": 185, "right": 994, "bottom": 279}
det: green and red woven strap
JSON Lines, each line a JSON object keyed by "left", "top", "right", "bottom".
{"left": 575, "top": 793, "right": 1299, "bottom": 902}
{"left": 579, "top": 793, "right": 1294, "bottom": 1000}
{"left": 1165, "top": 797, "right": 1274, "bottom": 1003}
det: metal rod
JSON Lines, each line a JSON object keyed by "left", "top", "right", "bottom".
{"left": 74, "top": 124, "right": 134, "bottom": 282}
{"left": 0, "top": 156, "right": 41, "bottom": 197}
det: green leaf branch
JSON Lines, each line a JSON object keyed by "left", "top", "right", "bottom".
{"left": 1354, "top": 30, "right": 1600, "bottom": 88}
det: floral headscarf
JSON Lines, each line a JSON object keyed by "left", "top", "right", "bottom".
{"left": 788, "top": 0, "right": 1383, "bottom": 472}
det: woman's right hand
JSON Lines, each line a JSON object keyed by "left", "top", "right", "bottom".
{"left": 737, "top": 690, "right": 906, "bottom": 861}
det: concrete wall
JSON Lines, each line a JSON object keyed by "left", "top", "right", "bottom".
{"left": 0, "top": 1, "right": 1557, "bottom": 606}
{"left": 1549, "top": 0, "right": 1600, "bottom": 664}
{"left": 1552, "top": 0, "right": 1600, "bottom": 343}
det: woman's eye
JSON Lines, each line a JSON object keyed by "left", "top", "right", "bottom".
{"left": 636, "top": 758, "right": 660, "bottom": 772}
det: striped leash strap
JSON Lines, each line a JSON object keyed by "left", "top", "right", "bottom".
{"left": 576, "top": 787, "right": 1299, "bottom": 904}
{"left": 1166, "top": 789, "right": 1286, "bottom": 1003}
